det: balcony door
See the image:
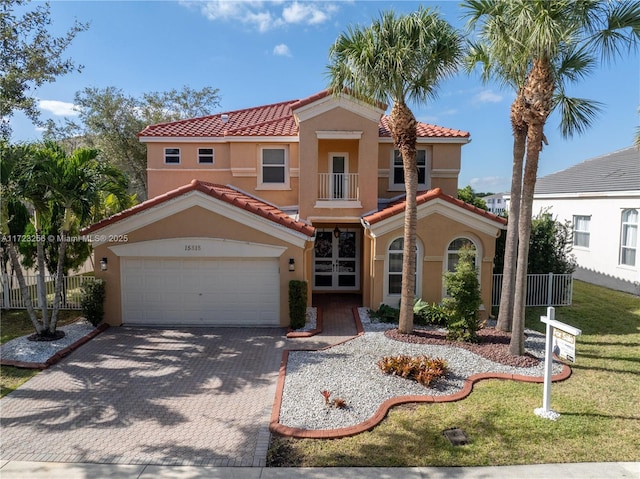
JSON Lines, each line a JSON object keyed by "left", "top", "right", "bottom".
{"left": 313, "top": 228, "right": 360, "bottom": 290}
{"left": 330, "top": 153, "right": 349, "bottom": 199}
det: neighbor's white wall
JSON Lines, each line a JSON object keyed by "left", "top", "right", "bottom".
{"left": 532, "top": 193, "right": 640, "bottom": 294}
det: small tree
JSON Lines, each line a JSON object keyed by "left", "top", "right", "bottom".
{"left": 443, "top": 245, "right": 482, "bottom": 342}
{"left": 80, "top": 279, "right": 105, "bottom": 327}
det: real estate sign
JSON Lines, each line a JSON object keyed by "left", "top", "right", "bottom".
{"left": 552, "top": 328, "right": 576, "bottom": 363}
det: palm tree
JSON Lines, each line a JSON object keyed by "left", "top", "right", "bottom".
{"left": 327, "top": 8, "right": 463, "bottom": 334}
{"left": 464, "top": 0, "right": 640, "bottom": 355}
{"left": 0, "top": 142, "right": 44, "bottom": 333}
{"left": 45, "top": 146, "right": 129, "bottom": 332}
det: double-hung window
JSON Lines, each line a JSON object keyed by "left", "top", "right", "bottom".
{"left": 164, "top": 148, "right": 180, "bottom": 164}
{"left": 260, "top": 147, "right": 288, "bottom": 187}
{"left": 620, "top": 209, "right": 638, "bottom": 266}
{"left": 573, "top": 215, "right": 591, "bottom": 248}
{"left": 198, "top": 148, "right": 214, "bottom": 164}
{"left": 391, "top": 149, "right": 428, "bottom": 190}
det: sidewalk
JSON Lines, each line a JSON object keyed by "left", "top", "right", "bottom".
{"left": 1, "top": 461, "right": 638, "bottom": 478}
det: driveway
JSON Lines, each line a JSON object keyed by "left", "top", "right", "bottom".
{"left": 0, "top": 327, "right": 287, "bottom": 467}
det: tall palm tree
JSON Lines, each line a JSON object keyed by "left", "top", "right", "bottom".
{"left": 45, "top": 146, "right": 129, "bottom": 332}
{"left": 465, "top": 0, "right": 640, "bottom": 355}
{"left": 327, "top": 8, "right": 463, "bottom": 334}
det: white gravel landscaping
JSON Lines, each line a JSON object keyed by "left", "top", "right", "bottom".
{"left": 277, "top": 308, "right": 563, "bottom": 431}
{"left": 0, "top": 319, "right": 96, "bottom": 364}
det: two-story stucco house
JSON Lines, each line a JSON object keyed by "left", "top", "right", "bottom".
{"left": 83, "top": 91, "right": 506, "bottom": 327}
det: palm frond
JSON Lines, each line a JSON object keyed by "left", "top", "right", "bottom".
{"left": 553, "top": 94, "right": 603, "bottom": 138}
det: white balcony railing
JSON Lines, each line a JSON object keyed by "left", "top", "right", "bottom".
{"left": 318, "top": 173, "right": 359, "bottom": 201}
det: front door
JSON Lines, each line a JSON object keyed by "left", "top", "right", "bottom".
{"left": 313, "top": 228, "right": 360, "bottom": 290}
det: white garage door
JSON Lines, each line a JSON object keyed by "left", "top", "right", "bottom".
{"left": 121, "top": 257, "right": 280, "bottom": 326}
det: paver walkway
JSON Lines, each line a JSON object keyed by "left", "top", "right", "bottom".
{"left": 0, "top": 327, "right": 286, "bottom": 467}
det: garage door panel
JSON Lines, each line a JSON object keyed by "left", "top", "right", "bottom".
{"left": 121, "top": 257, "right": 280, "bottom": 326}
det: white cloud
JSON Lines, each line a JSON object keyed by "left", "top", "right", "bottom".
{"left": 273, "top": 43, "right": 292, "bottom": 57}
{"left": 474, "top": 90, "right": 503, "bottom": 104}
{"left": 38, "top": 100, "right": 80, "bottom": 116}
{"left": 183, "top": 0, "right": 337, "bottom": 32}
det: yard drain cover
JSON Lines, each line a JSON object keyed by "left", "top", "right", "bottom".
{"left": 443, "top": 427, "right": 470, "bottom": 446}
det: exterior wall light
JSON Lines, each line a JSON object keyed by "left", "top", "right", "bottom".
{"left": 333, "top": 226, "right": 341, "bottom": 238}
{"left": 288, "top": 258, "right": 295, "bottom": 271}
{"left": 100, "top": 257, "right": 108, "bottom": 271}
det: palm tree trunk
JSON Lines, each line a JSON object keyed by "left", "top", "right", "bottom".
{"left": 50, "top": 209, "right": 72, "bottom": 333}
{"left": 7, "top": 240, "right": 44, "bottom": 333}
{"left": 496, "top": 94, "right": 527, "bottom": 332}
{"left": 390, "top": 101, "right": 418, "bottom": 335}
{"left": 510, "top": 58, "right": 554, "bottom": 356}
{"left": 34, "top": 213, "right": 49, "bottom": 329}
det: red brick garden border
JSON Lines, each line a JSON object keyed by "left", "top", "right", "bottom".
{"left": 270, "top": 307, "right": 572, "bottom": 439}
{"left": 286, "top": 307, "right": 323, "bottom": 338}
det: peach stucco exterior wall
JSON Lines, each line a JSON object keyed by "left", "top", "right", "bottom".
{"left": 146, "top": 141, "right": 300, "bottom": 206}
{"left": 93, "top": 205, "right": 310, "bottom": 326}
{"left": 365, "top": 213, "right": 498, "bottom": 321}
{"left": 376, "top": 143, "right": 463, "bottom": 199}
{"left": 292, "top": 106, "right": 380, "bottom": 221}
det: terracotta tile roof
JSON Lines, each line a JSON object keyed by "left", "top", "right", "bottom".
{"left": 82, "top": 180, "right": 315, "bottom": 237}
{"left": 362, "top": 188, "right": 507, "bottom": 226}
{"left": 139, "top": 91, "right": 468, "bottom": 140}
{"left": 378, "top": 116, "right": 470, "bottom": 139}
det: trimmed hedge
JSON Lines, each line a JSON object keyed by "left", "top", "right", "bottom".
{"left": 288, "top": 280, "right": 308, "bottom": 329}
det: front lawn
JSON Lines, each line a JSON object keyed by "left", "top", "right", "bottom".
{"left": 0, "top": 310, "right": 81, "bottom": 397}
{"left": 268, "top": 280, "right": 640, "bottom": 466}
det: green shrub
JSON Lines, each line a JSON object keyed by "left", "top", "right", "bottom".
{"left": 443, "top": 245, "right": 482, "bottom": 342}
{"left": 413, "top": 299, "right": 451, "bottom": 327}
{"left": 288, "top": 280, "right": 308, "bottom": 329}
{"left": 368, "top": 303, "right": 400, "bottom": 323}
{"left": 80, "top": 279, "right": 105, "bottom": 327}
{"left": 378, "top": 354, "right": 447, "bottom": 387}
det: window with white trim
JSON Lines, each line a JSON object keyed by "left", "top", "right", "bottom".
{"left": 198, "top": 147, "right": 214, "bottom": 164}
{"left": 390, "top": 148, "right": 429, "bottom": 190}
{"left": 386, "top": 237, "right": 419, "bottom": 296}
{"left": 446, "top": 237, "right": 478, "bottom": 273}
{"left": 573, "top": 215, "right": 590, "bottom": 248}
{"left": 260, "top": 147, "right": 288, "bottom": 187}
{"left": 620, "top": 209, "right": 638, "bottom": 266}
{"left": 164, "top": 148, "right": 180, "bottom": 164}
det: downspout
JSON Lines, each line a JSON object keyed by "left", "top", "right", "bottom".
{"left": 361, "top": 218, "right": 375, "bottom": 308}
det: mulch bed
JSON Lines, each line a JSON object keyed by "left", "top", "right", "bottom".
{"left": 385, "top": 327, "right": 540, "bottom": 368}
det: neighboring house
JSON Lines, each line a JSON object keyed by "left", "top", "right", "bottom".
{"left": 483, "top": 193, "right": 507, "bottom": 215}
{"left": 83, "top": 90, "right": 506, "bottom": 327}
{"left": 529, "top": 146, "right": 640, "bottom": 295}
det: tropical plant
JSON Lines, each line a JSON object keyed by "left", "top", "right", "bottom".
{"left": 80, "top": 279, "right": 105, "bottom": 327}
{"left": 443, "top": 244, "right": 482, "bottom": 342}
{"left": 464, "top": 0, "right": 640, "bottom": 354}
{"left": 328, "top": 8, "right": 463, "bottom": 334}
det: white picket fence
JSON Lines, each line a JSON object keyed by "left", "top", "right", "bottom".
{"left": 0, "top": 274, "right": 96, "bottom": 310}
{"left": 492, "top": 272, "right": 573, "bottom": 307}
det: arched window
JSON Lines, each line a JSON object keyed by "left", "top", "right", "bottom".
{"left": 385, "top": 237, "right": 422, "bottom": 305}
{"left": 446, "top": 237, "right": 478, "bottom": 273}
{"left": 620, "top": 209, "right": 638, "bottom": 267}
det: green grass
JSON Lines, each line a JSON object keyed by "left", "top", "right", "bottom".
{"left": 1, "top": 309, "right": 82, "bottom": 397}
{"left": 269, "top": 280, "right": 640, "bottom": 467}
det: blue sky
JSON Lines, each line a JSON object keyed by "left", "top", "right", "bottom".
{"left": 11, "top": 0, "right": 639, "bottom": 193}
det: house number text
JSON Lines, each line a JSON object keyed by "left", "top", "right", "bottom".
{"left": 184, "top": 244, "right": 201, "bottom": 251}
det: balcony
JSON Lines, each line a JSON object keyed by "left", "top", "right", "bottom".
{"left": 318, "top": 173, "right": 359, "bottom": 201}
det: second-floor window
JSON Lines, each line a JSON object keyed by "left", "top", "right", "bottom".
{"left": 260, "top": 147, "right": 288, "bottom": 187}
{"left": 391, "top": 149, "right": 428, "bottom": 190}
{"left": 164, "top": 148, "right": 180, "bottom": 164}
{"left": 573, "top": 215, "right": 590, "bottom": 248}
{"left": 198, "top": 148, "right": 214, "bottom": 164}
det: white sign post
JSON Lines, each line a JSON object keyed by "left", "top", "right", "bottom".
{"left": 535, "top": 306, "right": 581, "bottom": 421}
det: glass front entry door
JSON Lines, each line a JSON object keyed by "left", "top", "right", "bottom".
{"left": 313, "top": 228, "right": 360, "bottom": 290}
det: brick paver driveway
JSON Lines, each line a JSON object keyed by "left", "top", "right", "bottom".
{"left": 0, "top": 327, "right": 287, "bottom": 467}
